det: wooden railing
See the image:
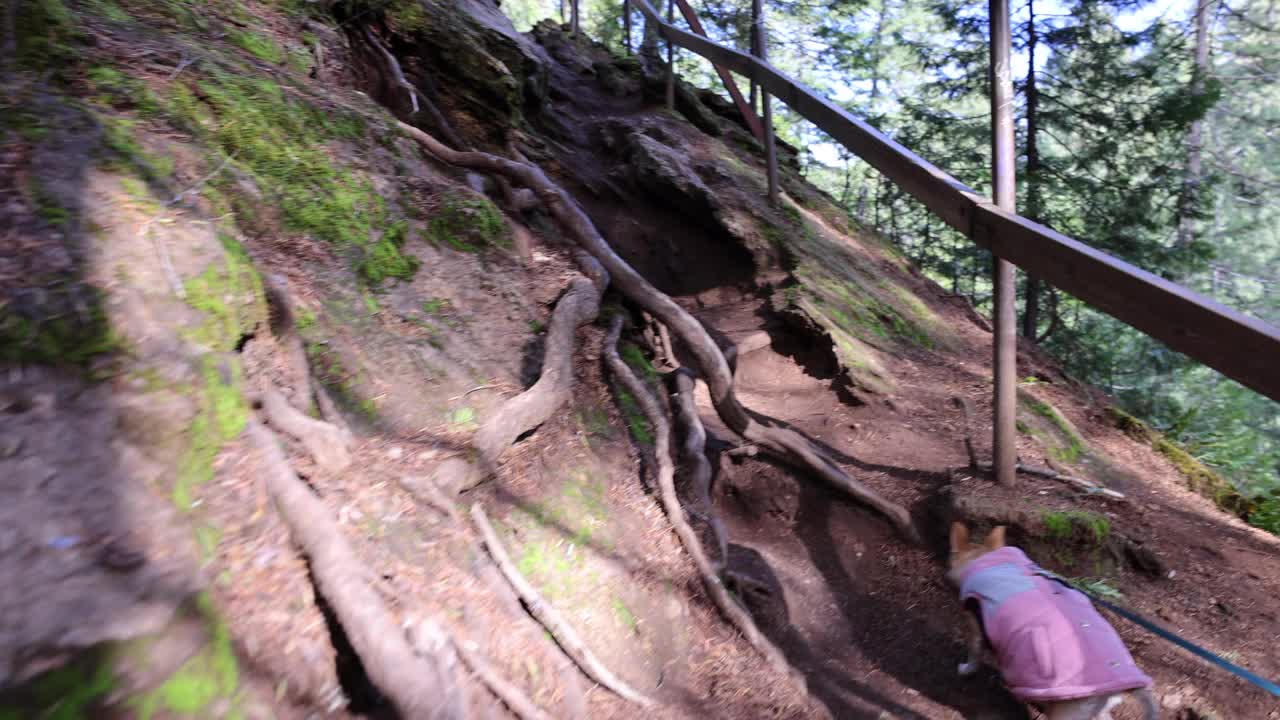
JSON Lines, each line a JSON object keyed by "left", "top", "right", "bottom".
{"left": 627, "top": 0, "right": 1280, "bottom": 403}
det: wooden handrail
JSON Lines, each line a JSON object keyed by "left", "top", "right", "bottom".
{"left": 628, "top": 0, "right": 1280, "bottom": 402}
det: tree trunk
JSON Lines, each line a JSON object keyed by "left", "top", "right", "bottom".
{"left": 1021, "top": 1, "right": 1044, "bottom": 339}
{"left": 1178, "top": 0, "right": 1213, "bottom": 249}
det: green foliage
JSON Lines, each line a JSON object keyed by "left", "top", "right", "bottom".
{"left": 230, "top": 28, "right": 285, "bottom": 64}
{"left": 620, "top": 342, "right": 658, "bottom": 382}
{"left": 87, "top": 67, "right": 161, "bottom": 115}
{"left": 15, "top": 0, "right": 76, "bottom": 69}
{"left": 0, "top": 647, "right": 117, "bottom": 719}
{"left": 427, "top": 193, "right": 509, "bottom": 252}
{"left": 1042, "top": 510, "right": 1110, "bottom": 545}
{"left": 615, "top": 387, "right": 653, "bottom": 444}
{"left": 1251, "top": 494, "right": 1280, "bottom": 535}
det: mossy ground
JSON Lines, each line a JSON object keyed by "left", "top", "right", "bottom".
{"left": 427, "top": 193, "right": 510, "bottom": 252}
{"left": 1021, "top": 394, "right": 1086, "bottom": 464}
{"left": 1042, "top": 509, "right": 1110, "bottom": 544}
{"left": 1107, "top": 407, "right": 1255, "bottom": 518}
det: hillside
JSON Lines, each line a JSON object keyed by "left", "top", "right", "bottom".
{"left": 1, "top": 1, "right": 1278, "bottom": 718}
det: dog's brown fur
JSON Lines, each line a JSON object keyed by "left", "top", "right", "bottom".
{"left": 947, "top": 522, "right": 1160, "bottom": 720}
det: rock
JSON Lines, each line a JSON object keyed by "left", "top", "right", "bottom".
{"left": 626, "top": 132, "right": 717, "bottom": 220}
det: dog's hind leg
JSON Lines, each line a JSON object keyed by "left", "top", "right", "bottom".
{"left": 1096, "top": 695, "right": 1123, "bottom": 720}
{"left": 1130, "top": 688, "right": 1159, "bottom": 720}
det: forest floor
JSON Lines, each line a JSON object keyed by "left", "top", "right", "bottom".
{"left": 2, "top": 3, "right": 1278, "bottom": 719}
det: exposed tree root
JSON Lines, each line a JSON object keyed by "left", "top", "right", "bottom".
{"left": 668, "top": 368, "right": 730, "bottom": 574}
{"left": 262, "top": 272, "right": 352, "bottom": 441}
{"left": 398, "top": 474, "right": 463, "bottom": 522}
{"left": 260, "top": 386, "right": 352, "bottom": 472}
{"left": 395, "top": 119, "right": 918, "bottom": 543}
{"left": 470, "top": 503, "right": 654, "bottom": 707}
{"left": 247, "top": 419, "right": 468, "bottom": 719}
{"left": 603, "top": 316, "right": 807, "bottom": 695}
{"left": 470, "top": 276, "right": 602, "bottom": 476}
{"left": 951, "top": 396, "right": 981, "bottom": 469}
{"left": 417, "top": 622, "right": 552, "bottom": 717}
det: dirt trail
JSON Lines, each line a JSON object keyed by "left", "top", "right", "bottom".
{"left": 534, "top": 31, "right": 1280, "bottom": 720}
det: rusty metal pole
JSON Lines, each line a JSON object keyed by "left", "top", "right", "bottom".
{"left": 989, "top": 0, "right": 1018, "bottom": 485}
{"left": 756, "top": 0, "right": 778, "bottom": 202}
{"left": 666, "top": 0, "right": 676, "bottom": 110}
{"left": 624, "top": 0, "right": 632, "bottom": 55}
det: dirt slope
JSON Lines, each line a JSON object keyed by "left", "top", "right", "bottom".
{"left": 1, "top": 2, "right": 1278, "bottom": 719}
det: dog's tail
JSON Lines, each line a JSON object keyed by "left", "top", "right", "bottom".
{"left": 1132, "top": 687, "right": 1159, "bottom": 720}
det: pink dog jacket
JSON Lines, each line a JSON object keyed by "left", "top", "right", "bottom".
{"left": 958, "top": 546, "right": 1152, "bottom": 703}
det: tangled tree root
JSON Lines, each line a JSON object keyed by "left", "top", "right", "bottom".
{"left": 395, "top": 119, "right": 917, "bottom": 543}
{"left": 603, "top": 317, "right": 807, "bottom": 694}
{"left": 259, "top": 386, "right": 352, "bottom": 472}
{"left": 471, "top": 503, "right": 654, "bottom": 707}
{"left": 247, "top": 418, "right": 468, "bottom": 719}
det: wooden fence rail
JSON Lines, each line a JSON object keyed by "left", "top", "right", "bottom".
{"left": 627, "top": 0, "right": 1280, "bottom": 402}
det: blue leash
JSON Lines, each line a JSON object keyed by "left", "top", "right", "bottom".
{"left": 1040, "top": 572, "right": 1280, "bottom": 698}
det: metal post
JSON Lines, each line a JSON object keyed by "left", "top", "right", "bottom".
{"left": 989, "top": 0, "right": 1017, "bottom": 486}
{"left": 665, "top": 0, "right": 675, "bottom": 110}
{"left": 755, "top": 1, "right": 778, "bottom": 202}
{"left": 624, "top": 0, "right": 632, "bottom": 55}
{"left": 749, "top": 0, "right": 760, "bottom": 113}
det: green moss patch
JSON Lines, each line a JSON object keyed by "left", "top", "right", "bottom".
{"left": 159, "top": 69, "right": 411, "bottom": 287}
{"left": 229, "top": 28, "right": 284, "bottom": 64}
{"left": 183, "top": 234, "right": 267, "bottom": 353}
{"left": 174, "top": 355, "right": 248, "bottom": 511}
{"left": 1042, "top": 509, "right": 1110, "bottom": 544}
{"left": 1020, "top": 393, "right": 1086, "bottom": 464}
{"left": 427, "top": 193, "right": 509, "bottom": 252}
{"left": 133, "top": 594, "right": 240, "bottom": 719}
{"left": 0, "top": 286, "right": 122, "bottom": 369}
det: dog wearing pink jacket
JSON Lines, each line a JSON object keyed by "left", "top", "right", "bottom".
{"left": 948, "top": 523, "right": 1158, "bottom": 720}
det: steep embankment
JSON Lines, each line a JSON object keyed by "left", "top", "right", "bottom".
{"left": 1, "top": 1, "right": 1278, "bottom": 719}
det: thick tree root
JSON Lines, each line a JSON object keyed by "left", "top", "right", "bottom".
{"left": 247, "top": 419, "right": 468, "bottom": 719}
{"left": 396, "top": 119, "right": 917, "bottom": 543}
{"left": 470, "top": 277, "right": 602, "bottom": 474}
{"left": 470, "top": 503, "right": 654, "bottom": 707}
{"left": 259, "top": 386, "right": 352, "bottom": 472}
{"left": 603, "top": 316, "right": 807, "bottom": 695}
{"left": 668, "top": 368, "right": 731, "bottom": 574}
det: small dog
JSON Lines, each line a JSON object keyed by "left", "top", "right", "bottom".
{"left": 947, "top": 522, "right": 1159, "bottom": 720}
